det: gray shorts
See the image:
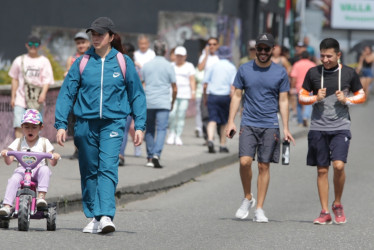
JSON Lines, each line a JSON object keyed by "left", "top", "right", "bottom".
{"left": 239, "top": 126, "right": 280, "bottom": 163}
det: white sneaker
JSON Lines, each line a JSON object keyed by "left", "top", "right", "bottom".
{"left": 166, "top": 133, "right": 176, "bottom": 145}
{"left": 175, "top": 136, "right": 183, "bottom": 146}
{"left": 235, "top": 195, "right": 256, "bottom": 219}
{"left": 99, "top": 216, "right": 115, "bottom": 234}
{"left": 0, "top": 206, "right": 11, "bottom": 216}
{"left": 146, "top": 159, "right": 154, "bottom": 167}
{"left": 83, "top": 218, "right": 100, "bottom": 233}
{"left": 36, "top": 198, "right": 48, "bottom": 208}
{"left": 253, "top": 208, "right": 269, "bottom": 223}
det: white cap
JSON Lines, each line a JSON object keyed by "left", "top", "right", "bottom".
{"left": 175, "top": 46, "right": 187, "bottom": 56}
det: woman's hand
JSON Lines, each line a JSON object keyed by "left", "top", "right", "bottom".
{"left": 56, "top": 129, "right": 67, "bottom": 147}
{"left": 133, "top": 130, "right": 144, "bottom": 146}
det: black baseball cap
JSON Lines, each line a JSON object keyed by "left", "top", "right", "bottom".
{"left": 86, "top": 17, "right": 116, "bottom": 34}
{"left": 27, "top": 35, "right": 41, "bottom": 44}
{"left": 255, "top": 33, "right": 275, "bottom": 47}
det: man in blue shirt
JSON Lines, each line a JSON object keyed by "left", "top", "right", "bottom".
{"left": 142, "top": 40, "right": 177, "bottom": 168}
{"left": 203, "top": 46, "right": 237, "bottom": 153}
{"left": 226, "top": 33, "right": 295, "bottom": 222}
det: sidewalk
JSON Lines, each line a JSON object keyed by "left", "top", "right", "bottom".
{"left": 0, "top": 116, "right": 308, "bottom": 214}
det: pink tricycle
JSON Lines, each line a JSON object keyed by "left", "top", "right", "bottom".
{"left": 0, "top": 150, "right": 57, "bottom": 231}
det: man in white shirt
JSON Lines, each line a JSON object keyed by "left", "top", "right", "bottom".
{"left": 134, "top": 34, "right": 156, "bottom": 69}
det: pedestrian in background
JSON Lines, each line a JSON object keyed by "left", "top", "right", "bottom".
{"left": 142, "top": 40, "right": 177, "bottom": 168}
{"left": 197, "top": 38, "right": 220, "bottom": 143}
{"left": 356, "top": 45, "right": 374, "bottom": 101}
{"left": 239, "top": 39, "right": 256, "bottom": 66}
{"left": 55, "top": 17, "right": 146, "bottom": 234}
{"left": 167, "top": 46, "right": 196, "bottom": 146}
{"left": 8, "top": 35, "right": 54, "bottom": 138}
{"left": 64, "top": 32, "right": 91, "bottom": 77}
{"left": 226, "top": 33, "right": 294, "bottom": 223}
{"left": 118, "top": 42, "right": 142, "bottom": 166}
{"left": 290, "top": 51, "right": 316, "bottom": 127}
{"left": 64, "top": 31, "right": 91, "bottom": 160}
{"left": 203, "top": 46, "right": 236, "bottom": 153}
{"left": 299, "top": 38, "right": 366, "bottom": 225}
{"left": 134, "top": 34, "right": 155, "bottom": 69}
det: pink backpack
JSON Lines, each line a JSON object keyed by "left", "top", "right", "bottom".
{"left": 79, "top": 52, "right": 126, "bottom": 78}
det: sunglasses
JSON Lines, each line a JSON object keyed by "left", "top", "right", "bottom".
{"left": 28, "top": 42, "right": 40, "bottom": 48}
{"left": 256, "top": 46, "right": 271, "bottom": 52}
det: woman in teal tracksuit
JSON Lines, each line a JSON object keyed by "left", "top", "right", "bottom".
{"left": 55, "top": 17, "right": 146, "bottom": 234}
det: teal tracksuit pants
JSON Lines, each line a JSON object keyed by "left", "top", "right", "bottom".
{"left": 74, "top": 117, "right": 126, "bottom": 220}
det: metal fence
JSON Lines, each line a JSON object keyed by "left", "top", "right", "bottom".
{"left": 0, "top": 88, "right": 60, "bottom": 150}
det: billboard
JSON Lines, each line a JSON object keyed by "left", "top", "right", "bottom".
{"left": 331, "top": 0, "right": 374, "bottom": 29}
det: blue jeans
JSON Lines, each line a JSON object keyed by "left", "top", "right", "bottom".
{"left": 145, "top": 109, "right": 169, "bottom": 159}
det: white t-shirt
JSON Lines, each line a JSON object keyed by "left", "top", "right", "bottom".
{"left": 8, "top": 54, "right": 54, "bottom": 108}
{"left": 134, "top": 49, "right": 156, "bottom": 68}
{"left": 8, "top": 136, "right": 54, "bottom": 168}
{"left": 172, "top": 62, "right": 196, "bottom": 99}
{"left": 198, "top": 52, "right": 220, "bottom": 71}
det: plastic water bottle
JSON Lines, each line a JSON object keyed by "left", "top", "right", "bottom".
{"left": 282, "top": 140, "right": 290, "bottom": 165}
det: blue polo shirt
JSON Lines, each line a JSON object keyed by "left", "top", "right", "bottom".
{"left": 233, "top": 60, "right": 290, "bottom": 128}
{"left": 141, "top": 56, "right": 176, "bottom": 110}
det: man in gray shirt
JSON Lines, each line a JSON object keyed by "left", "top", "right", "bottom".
{"left": 142, "top": 40, "right": 177, "bottom": 168}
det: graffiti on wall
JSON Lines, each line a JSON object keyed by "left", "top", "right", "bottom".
{"left": 158, "top": 11, "right": 241, "bottom": 66}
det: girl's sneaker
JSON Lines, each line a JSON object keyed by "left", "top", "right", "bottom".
{"left": 36, "top": 198, "right": 48, "bottom": 208}
{"left": 0, "top": 206, "right": 11, "bottom": 216}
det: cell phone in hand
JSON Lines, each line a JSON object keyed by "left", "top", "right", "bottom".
{"left": 229, "top": 130, "right": 236, "bottom": 138}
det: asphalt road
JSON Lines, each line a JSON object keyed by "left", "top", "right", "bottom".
{"left": 0, "top": 100, "right": 373, "bottom": 250}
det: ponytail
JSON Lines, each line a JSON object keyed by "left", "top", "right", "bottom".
{"left": 110, "top": 32, "right": 125, "bottom": 54}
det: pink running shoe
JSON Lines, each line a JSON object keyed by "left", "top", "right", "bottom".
{"left": 332, "top": 204, "right": 347, "bottom": 224}
{"left": 313, "top": 210, "right": 332, "bottom": 225}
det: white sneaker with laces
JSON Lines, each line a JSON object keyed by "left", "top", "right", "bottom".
{"left": 99, "top": 216, "right": 116, "bottom": 234}
{"left": 175, "top": 136, "right": 183, "bottom": 146}
{"left": 83, "top": 218, "right": 100, "bottom": 233}
{"left": 0, "top": 206, "right": 11, "bottom": 216}
{"left": 253, "top": 208, "right": 269, "bottom": 223}
{"left": 235, "top": 195, "right": 256, "bottom": 219}
{"left": 166, "top": 133, "right": 176, "bottom": 145}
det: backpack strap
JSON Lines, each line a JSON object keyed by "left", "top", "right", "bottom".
{"left": 116, "top": 52, "right": 127, "bottom": 79}
{"left": 79, "top": 52, "right": 126, "bottom": 79}
{"left": 79, "top": 54, "right": 90, "bottom": 74}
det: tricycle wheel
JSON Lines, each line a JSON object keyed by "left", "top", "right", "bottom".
{"left": 46, "top": 206, "right": 56, "bottom": 231}
{"left": 18, "top": 195, "right": 31, "bottom": 231}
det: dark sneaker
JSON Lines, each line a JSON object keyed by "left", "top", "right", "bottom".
{"left": 219, "top": 146, "right": 229, "bottom": 153}
{"left": 313, "top": 210, "right": 332, "bottom": 225}
{"left": 152, "top": 156, "right": 163, "bottom": 168}
{"left": 69, "top": 149, "right": 79, "bottom": 160}
{"left": 332, "top": 204, "right": 347, "bottom": 224}
{"left": 119, "top": 156, "right": 125, "bottom": 167}
{"left": 207, "top": 141, "right": 216, "bottom": 153}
